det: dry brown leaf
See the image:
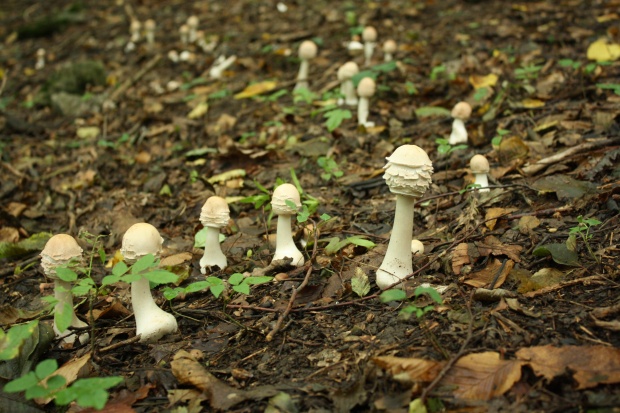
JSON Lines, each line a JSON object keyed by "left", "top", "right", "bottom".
{"left": 36, "top": 354, "right": 91, "bottom": 404}
{"left": 373, "top": 356, "right": 443, "bottom": 382}
{"left": 452, "top": 243, "right": 472, "bottom": 275}
{"left": 441, "top": 352, "right": 523, "bottom": 400}
{"left": 516, "top": 345, "right": 620, "bottom": 389}
{"left": 160, "top": 252, "right": 193, "bottom": 266}
{"left": 0, "top": 227, "right": 19, "bottom": 243}
{"left": 518, "top": 216, "right": 540, "bottom": 235}
{"left": 476, "top": 235, "right": 522, "bottom": 262}
{"left": 462, "top": 258, "right": 513, "bottom": 288}
{"left": 498, "top": 136, "right": 529, "bottom": 164}
{"left": 484, "top": 208, "right": 517, "bottom": 230}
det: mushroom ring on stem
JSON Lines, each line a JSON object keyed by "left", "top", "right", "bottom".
{"left": 199, "top": 196, "right": 230, "bottom": 273}
{"left": 376, "top": 145, "right": 433, "bottom": 290}
{"left": 41, "top": 234, "right": 89, "bottom": 345}
{"left": 271, "top": 183, "right": 304, "bottom": 267}
{"left": 121, "top": 223, "right": 178, "bottom": 343}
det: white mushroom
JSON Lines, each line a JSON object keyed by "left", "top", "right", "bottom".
{"left": 209, "top": 55, "right": 237, "bottom": 79}
{"left": 179, "top": 24, "right": 190, "bottom": 45}
{"left": 383, "top": 39, "right": 396, "bottom": 62}
{"left": 199, "top": 196, "right": 230, "bottom": 273}
{"left": 179, "top": 50, "right": 195, "bottom": 63}
{"left": 144, "top": 19, "right": 156, "bottom": 45}
{"left": 376, "top": 145, "right": 433, "bottom": 289}
{"left": 129, "top": 19, "right": 141, "bottom": 43}
{"left": 346, "top": 35, "right": 364, "bottom": 56}
{"left": 448, "top": 101, "right": 472, "bottom": 145}
{"left": 411, "top": 239, "right": 425, "bottom": 255}
{"left": 168, "top": 50, "right": 180, "bottom": 63}
{"left": 357, "top": 77, "right": 376, "bottom": 128}
{"left": 35, "top": 48, "right": 46, "bottom": 70}
{"left": 41, "top": 234, "right": 89, "bottom": 345}
{"left": 337, "top": 61, "right": 359, "bottom": 106}
{"left": 470, "top": 154, "right": 490, "bottom": 192}
{"left": 187, "top": 16, "right": 199, "bottom": 43}
{"left": 271, "top": 183, "right": 304, "bottom": 266}
{"left": 362, "top": 26, "right": 377, "bottom": 66}
{"left": 295, "top": 40, "right": 318, "bottom": 90}
{"left": 121, "top": 223, "right": 178, "bottom": 343}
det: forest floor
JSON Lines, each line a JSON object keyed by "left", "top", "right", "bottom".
{"left": 1, "top": 0, "right": 620, "bottom": 412}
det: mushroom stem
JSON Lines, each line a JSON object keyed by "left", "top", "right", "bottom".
{"left": 357, "top": 97, "right": 373, "bottom": 127}
{"left": 474, "top": 173, "right": 490, "bottom": 192}
{"left": 274, "top": 215, "right": 304, "bottom": 266}
{"left": 53, "top": 279, "right": 89, "bottom": 344}
{"left": 295, "top": 60, "right": 309, "bottom": 90}
{"left": 340, "top": 80, "right": 357, "bottom": 106}
{"left": 448, "top": 118, "right": 467, "bottom": 145}
{"left": 200, "top": 226, "right": 227, "bottom": 272}
{"left": 131, "top": 277, "right": 177, "bottom": 342}
{"left": 376, "top": 194, "right": 415, "bottom": 289}
{"left": 364, "top": 42, "right": 375, "bottom": 66}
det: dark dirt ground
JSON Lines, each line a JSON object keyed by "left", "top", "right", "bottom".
{"left": 1, "top": 0, "right": 620, "bottom": 412}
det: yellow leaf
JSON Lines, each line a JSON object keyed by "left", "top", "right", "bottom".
{"left": 586, "top": 39, "right": 620, "bottom": 62}
{"left": 522, "top": 98, "right": 545, "bottom": 108}
{"left": 187, "top": 101, "right": 209, "bottom": 119}
{"left": 234, "top": 80, "right": 277, "bottom": 99}
{"left": 469, "top": 73, "right": 498, "bottom": 89}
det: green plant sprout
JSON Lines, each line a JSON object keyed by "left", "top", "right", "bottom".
{"left": 596, "top": 83, "right": 620, "bottom": 96}
{"left": 380, "top": 285, "right": 443, "bottom": 321}
{"left": 0, "top": 320, "right": 39, "bottom": 360}
{"left": 435, "top": 137, "right": 468, "bottom": 155}
{"left": 323, "top": 235, "right": 376, "bottom": 255}
{"left": 568, "top": 215, "right": 602, "bottom": 263}
{"left": 491, "top": 129, "right": 510, "bottom": 148}
{"left": 290, "top": 168, "right": 320, "bottom": 222}
{"left": 405, "top": 81, "right": 418, "bottom": 95}
{"left": 239, "top": 180, "right": 272, "bottom": 209}
{"left": 3, "top": 359, "right": 122, "bottom": 410}
{"left": 458, "top": 183, "right": 482, "bottom": 195}
{"left": 163, "top": 277, "right": 225, "bottom": 300}
{"left": 228, "top": 272, "right": 273, "bottom": 295}
{"left": 514, "top": 64, "right": 543, "bottom": 80}
{"left": 293, "top": 87, "right": 318, "bottom": 104}
{"left": 317, "top": 156, "right": 344, "bottom": 181}
{"left": 323, "top": 108, "right": 352, "bottom": 131}
{"left": 558, "top": 58, "right": 581, "bottom": 70}
{"left": 102, "top": 254, "right": 179, "bottom": 287}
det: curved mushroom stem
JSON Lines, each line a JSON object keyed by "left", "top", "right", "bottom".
{"left": 295, "top": 60, "right": 310, "bottom": 90}
{"left": 131, "top": 277, "right": 178, "bottom": 343}
{"left": 448, "top": 118, "right": 468, "bottom": 145}
{"left": 341, "top": 80, "right": 358, "bottom": 106}
{"left": 273, "top": 214, "right": 304, "bottom": 266}
{"left": 53, "top": 279, "right": 89, "bottom": 345}
{"left": 357, "top": 97, "right": 374, "bottom": 127}
{"left": 376, "top": 195, "right": 415, "bottom": 289}
{"left": 474, "top": 173, "right": 490, "bottom": 192}
{"left": 200, "top": 226, "right": 227, "bottom": 273}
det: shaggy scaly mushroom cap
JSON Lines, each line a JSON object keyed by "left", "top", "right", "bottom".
{"left": 41, "top": 234, "right": 83, "bottom": 277}
{"left": 200, "top": 196, "right": 230, "bottom": 228}
{"left": 271, "top": 183, "right": 301, "bottom": 214}
{"left": 383, "top": 145, "right": 434, "bottom": 197}
{"left": 121, "top": 222, "right": 163, "bottom": 262}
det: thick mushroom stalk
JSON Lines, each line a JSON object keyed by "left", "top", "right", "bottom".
{"left": 448, "top": 102, "right": 472, "bottom": 145}
{"left": 199, "top": 196, "right": 230, "bottom": 273}
{"left": 295, "top": 40, "right": 318, "bottom": 90}
{"left": 357, "top": 77, "right": 376, "bottom": 128}
{"left": 337, "top": 61, "right": 359, "bottom": 106}
{"left": 362, "top": 26, "right": 377, "bottom": 66}
{"left": 271, "top": 183, "right": 304, "bottom": 267}
{"left": 376, "top": 145, "right": 433, "bottom": 289}
{"left": 122, "top": 223, "right": 177, "bottom": 343}
{"left": 470, "top": 154, "right": 490, "bottom": 192}
{"left": 41, "top": 234, "right": 89, "bottom": 345}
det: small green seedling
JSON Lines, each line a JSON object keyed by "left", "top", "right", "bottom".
{"left": 317, "top": 156, "right": 343, "bottom": 181}
{"left": 228, "top": 272, "right": 273, "bottom": 295}
{"left": 380, "top": 285, "right": 443, "bottom": 320}
{"left": 102, "top": 254, "right": 179, "bottom": 287}
{"left": 323, "top": 235, "right": 375, "bottom": 255}
{"left": 596, "top": 83, "right": 620, "bottom": 96}
{"left": 0, "top": 320, "right": 39, "bottom": 361}
{"left": 435, "top": 138, "right": 468, "bottom": 155}
{"left": 323, "top": 108, "right": 352, "bottom": 131}
{"left": 568, "top": 215, "right": 602, "bottom": 263}
{"left": 163, "top": 277, "right": 225, "bottom": 300}
{"left": 239, "top": 180, "right": 272, "bottom": 209}
{"left": 293, "top": 87, "right": 317, "bottom": 104}
{"left": 491, "top": 129, "right": 510, "bottom": 148}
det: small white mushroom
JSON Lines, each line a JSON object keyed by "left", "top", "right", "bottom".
{"left": 168, "top": 50, "right": 180, "bottom": 63}
{"left": 271, "top": 183, "right": 304, "bottom": 267}
{"left": 41, "top": 234, "right": 89, "bottom": 345}
{"left": 383, "top": 39, "right": 397, "bottom": 62}
{"left": 179, "top": 24, "right": 190, "bottom": 45}
{"left": 448, "top": 101, "right": 472, "bottom": 145}
{"left": 144, "top": 19, "right": 156, "bottom": 45}
{"left": 209, "top": 55, "right": 237, "bottom": 79}
{"left": 199, "top": 196, "right": 230, "bottom": 273}
{"left": 376, "top": 145, "right": 433, "bottom": 290}
{"left": 179, "top": 50, "right": 196, "bottom": 63}
{"left": 35, "top": 48, "right": 46, "bottom": 70}
{"left": 187, "top": 16, "right": 199, "bottom": 43}
{"left": 337, "top": 61, "right": 359, "bottom": 106}
{"left": 121, "top": 223, "right": 178, "bottom": 343}
{"left": 411, "top": 239, "right": 425, "bottom": 255}
{"left": 470, "top": 154, "right": 490, "bottom": 192}
{"left": 362, "top": 26, "right": 377, "bottom": 66}
{"left": 357, "top": 77, "right": 376, "bottom": 128}
{"left": 295, "top": 40, "right": 318, "bottom": 90}
{"left": 130, "top": 19, "right": 141, "bottom": 43}
{"left": 346, "top": 35, "right": 364, "bottom": 56}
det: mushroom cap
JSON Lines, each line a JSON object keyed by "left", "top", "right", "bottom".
{"left": 337, "top": 61, "right": 359, "bottom": 80}
{"left": 179, "top": 24, "right": 189, "bottom": 34}
{"left": 411, "top": 239, "right": 425, "bottom": 255}
{"left": 41, "top": 234, "right": 83, "bottom": 277}
{"left": 144, "top": 19, "right": 156, "bottom": 30}
{"left": 298, "top": 40, "right": 318, "bottom": 60}
{"left": 383, "top": 39, "right": 397, "bottom": 53}
{"left": 271, "top": 183, "right": 301, "bottom": 215}
{"left": 470, "top": 154, "right": 490, "bottom": 174}
{"left": 187, "top": 15, "right": 199, "bottom": 28}
{"left": 130, "top": 20, "right": 141, "bottom": 31}
{"left": 362, "top": 26, "right": 377, "bottom": 42}
{"left": 357, "top": 77, "right": 376, "bottom": 98}
{"left": 121, "top": 223, "right": 164, "bottom": 262}
{"left": 200, "top": 196, "right": 230, "bottom": 228}
{"left": 383, "top": 145, "right": 434, "bottom": 197}
{"left": 36, "top": 48, "right": 46, "bottom": 57}
{"left": 451, "top": 101, "right": 472, "bottom": 120}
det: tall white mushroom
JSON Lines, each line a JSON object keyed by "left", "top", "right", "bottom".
{"left": 357, "top": 77, "right": 376, "bottom": 128}
{"left": 187, "top": 16, "right": 199, "bottom": 43}
{"left": 35, "top": 48, "right": 46, "bottom": 70}
{"left": 179, "top": 24, "right": 190, "bottom": 45}
{"left": 271, "top": 183, "right": 304, "bottom": 266}
{"left": 448, "top": 101, "right": 472, "bottom": 145}
{"left": 362, "top": 26, "right": 377, "bottom": 66}
{"left": 199, "top": 196, "right": 230, "bottom": 273}
{"left": 337, "top": 61, "right": 359, "bottom": 106}
{"left": 294, "top": 40, "right": 318, "bottom": 90}
{"left": 376, "top": 145, "right": 433, "bottom": 289}
{"left": 129, "top": 19, "right": 141, "bottom": 43}
{"left": 144, "top": 19, "right": 156, "bottom": 45}
{"left": 209, "top": 55, "right": 237, "bottom": 79}
{"left": 383, "top": 39, "right": 396, "bottom": 62}
{"left": 121, "top": 223, "right": 178, "bottom": 343}
{"left": 41, "top": 234, "right": 89, "bottom": 345}
{"left": 470, "top": 154, "right": 490, "bottom": 192}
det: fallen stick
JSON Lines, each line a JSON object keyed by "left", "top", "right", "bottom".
{"left": 523, "top": 274, "right": 606, "bottom": 298}
{"left": 108, "top": 54, "right": 162, "bottom": 103}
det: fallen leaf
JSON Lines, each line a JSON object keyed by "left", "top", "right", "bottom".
{"left": 521, "top": 98, "right": 545, "bottom": 108}
{"left": 373, "top": 356, "right": 443, "bottom": 382}
{"left": 530, "top": 267, "right": 567, "bottom": 287}
{"left": 414, "top": 106, "right": 451, "bottom": 118}
{"left": 485, "top": 208, "right": 518, "bottom": 230}
{"left": 234, "top": 80, "right": 277, "bottom": 99}
{"left": 586, "top": 39, "right": 620, "bottom": 62}
{"left": 469, "top": 73, "right": 498, "bottom": 89}
{"left": 36, "top": 354, "right": 91, "bottom": 405}
{"left": 187, "top": 101, "right": 209, "bottom": 119}
{"left": 516, "top": 345, "right": 620, "bottom": 389}
{"left": 76, "top": 126, "right": 100, "bottom": 140}
{"left": 462, "top": 258, "right": 513, "bottom": 288}
{"left": 451, "top": 243, "right": 472, "bottom": 275}
{"left": 532, "top": 243, "right": 580, "bottom": 266}
{"left": 532, "top": 175, "right": 596, "bottom": 200}
{"left": 351, "top": 267, "right": 370, "bottom": 297}
{"left": 518, "top": 216, "right": 540, "bottom": 235}
{"left": 476, "top": 236, "right": 522, "bottom": 262}
{"left": 498, "top": 136, "right": 529, "bottom": 164}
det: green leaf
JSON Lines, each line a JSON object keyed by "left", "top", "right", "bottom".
{"left": 244, "top": 276, "right": 273, "bottom": 285}
{"left": 415, "top": 106, "right": 451, "bottom": 118}
{"left": 206, "top": 276, "right": 223, "bottom": 286}
{"left": 194, "top": 227, "right": 208, "bottom": 248}
{"left": 323, "top": 108, "right": 352, "bottom": 132}
{"left": 324, "top": 237, "right": 349, "bottom": 255}
{"left": 3, "top": 372, "right": 39, "bottom": 392}
{"left": 144, "top": 270, "right": 179, "bottom": 285}
{"left": 112, "top": 261, "right": 129, "bottom": 277}
{"left": 35, "top": 359, "right": 59, "bottom": 379}
{"left": 72, "top": 278, "right": 95, "bottom": 296}
{"left": 131, "top": 254, "right": 156, "bottom": 275}
{"left": 46, "top": 375, "right": 67, "bottom": 391}
{"left": 54, "top": 301, "right": 74, "bottom": 334}
{"left": 380, "top": 289, "right": 407, "bottom": 303}
{"left": 228, "top": 273, "right": 244, "bottom": 286}
{"left": 370, "top": 61, "right": 397, "bottom": 72}
{"left": 414, "top": 286, "right": 443, "bottom": 305}
{"left": 163, "top": 287, "right": 183, "bottom": 300}
{"left": 101, "top": 274, "right": 121, "bottom": 286}
{"left": 347, "top": 236, "right": 376, "bottom": 249}
{"left": 533, "top": 243, "right": 580, "bottom": 266}
{"left": 184, "top": 281, "right": 211, "bottom": 293}
{"left": 0, "top": 320, "right": 39, "bottom": 361}
{"left": 210, "top": 284, "right": 225, "bottom": 298}
{"left": 55, "top": 267, "right": 78, "bottom": 282}
{"left": 232, "top": 283, "right": 250, "bottom": 295}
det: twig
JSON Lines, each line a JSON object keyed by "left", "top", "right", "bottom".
{"left": 265, "top": 220, "right": 320, "bottom": 341}
{"left": 108, "top": 54, "right": 162, "bottom": 103}
{"left": 98, "top": 335, "right": 142, "bottom": 353}
{"left": 523, "top": 274, "right": 606, "bottom": 298}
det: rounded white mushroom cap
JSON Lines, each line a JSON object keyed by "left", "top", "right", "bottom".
{"left": 179, "top": 24, "right": 189, "bottom": 35}
{"left": 337, "top": 61, "right": 359, "bottom": 81}
{"left": 383, "top": 39, "right": 397, "bottom": 53}
{"left": 200, "top": 196, "right": 230, "bottom": 228}
{"left": 187, "top": 15, "right": 199, "bottom": 28}
{"left": 121, "top": 223, "right": 164, "bottom": 262}
{"left": 298, "top": 40, "right": 318, "bottom": 60}
{"left": 130, "top": 20, "right": 141, "bottom": 32}
{"left": 362, "top": 26, "right": 377, "bottom": 42}
{"left": 411, "top": 239, "right": 425, "bottom": 255}
{"left": 357, "top": 77, "right": 376, "bottom": 98}
{"left": 144, "top": 19, "right": 155, "bottom": 30}
{"left": 383, "top": 145, "right": 434, "bottom": 197}
{"left": 470, "top": 154, "right": 490, "bottom": 174}
{"left": 271, "top": 183, "right": 301, "bottom": 215}
{"left": 36, "top": 48, "right": 46, "bottom": 58}
{"left": 41, "top": 234, "right": 83, "bottom": 277}
{"left": 451, "top": 101, "right": 472, "bottom": 120}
